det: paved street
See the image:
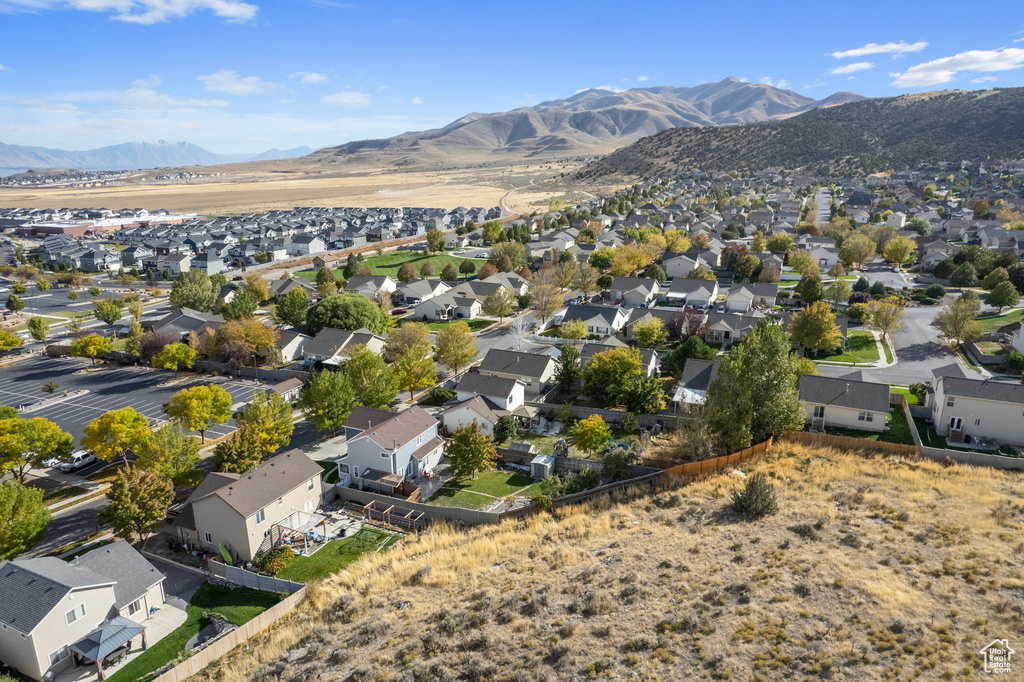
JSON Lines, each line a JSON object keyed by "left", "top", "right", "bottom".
{"left": 28, "top": 496, "right": 107, "bottom": 557}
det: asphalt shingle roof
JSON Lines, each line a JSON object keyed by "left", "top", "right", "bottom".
{"left": 75, "top": 540, "right": 164, "bottom": 610}
{"left": 477, "top": 349, "right": 555, "bottom": 378}
{"left": 798, "top": 374, "right": 890, "bottom": 412}
{"left": 0, "top": 558, "right": 113, "bottom": 634}
{"left": 350, "top": 405, "right": 438, "bottom": 452}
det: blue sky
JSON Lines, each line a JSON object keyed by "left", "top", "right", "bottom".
{"left": 1, "top": 0, "right": 1023, "bottom": 154}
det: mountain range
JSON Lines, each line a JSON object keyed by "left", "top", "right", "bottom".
{"left": 0, "top": 140, "right": 314, "bottom": 174}
{"left": 304, "top": 78, "right": 864, "bottom": 167}
{"left": 576, "top": 87, "right": 1024, "bottom": 181}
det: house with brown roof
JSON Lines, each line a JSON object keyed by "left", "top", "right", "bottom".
{"left": 340, "top": 406, "right": 445, "bottom": 491}
{"left": 172, "top": 452, "right": 324, "bottom": 563}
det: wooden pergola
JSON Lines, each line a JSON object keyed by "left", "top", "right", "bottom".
{"left": 363, "top": 500, "right": 426, "bottom": 531}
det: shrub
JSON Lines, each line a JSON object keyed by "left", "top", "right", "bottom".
{"left": 924, "top": 283, "right": 947, "bottom": 299}
{"left": 1007, "top": 350, "right": 1024, "bottom": 373}
{"left": 730, "top": 473, "right": 779, "bottom": 519}
{"left": 531, "top": 493, "right": 552, "bottom": 511}
{"left": 998, "top": 443, "right": 1018, "bottom": 457}
{"left": 846, "top": 302, "right": 869, "bottom": 321}
{"left": 919, "top": 297, "right": 935, "bottom": 306}
{"left": 254, "top": 546, "right": 294, "bottom": 574}
{"left": 429, "top": 386, "right": 456, "bottom": 404}
{"left": 908, "top": 383, "right": 928, "bottom": 404}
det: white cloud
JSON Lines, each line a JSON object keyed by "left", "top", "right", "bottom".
{"left": 830, "top": 61, "right": 874, "bottom": 74}
{"left": 636, "top": 75, "right": 649, "bottom": 82}
{"left": 377, "top": 85, "right": 389, "bottom": 91}
{"left": 322, "top": 91, "right": 370, "bottom": 107}
{"left": 760, "top": 77, "right": 789, "bottom": 89}
{"left": 891, "top": 47, "right": 1024, "bottom": 87}
{"left": 112, "top": 87, "right": 228, "bottom": 109}
{"left": 972, "top": 76, "right": 998, "bottom": 83}
{"left": 411, "top": 97, "right": 422, "bottom": 105}
{"left": 131, "top": 74, "right": 161, "bottom": 87}
{"left": 828, "top": 41, "right": 928, "bottom": 59}
{"left": 291, "top": 71, "right": 328, "bottom": 85}
{"left": 0, "top": 0, "right": 257, "bottom": 24}
{"left": 579, "top": 85, "right": 622, "bottom": 93}
{"left": 0, "top": 63, "right": 7, "bottom": 71}
{"left": 198, "top": 69, "right": 277, "bottom": 95}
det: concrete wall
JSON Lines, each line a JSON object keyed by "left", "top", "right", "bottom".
{"left": 920, "top": 447, "right": 1024, "bottom": 471}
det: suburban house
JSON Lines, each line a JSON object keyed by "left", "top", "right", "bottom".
{"left": 475, "top": 349, "right": 557, "bottom": 395}
{"left": 394, "top": 279, "right": 451, "bottom": 306}
{"left": 303, "top": 327, "right": 386, "bottom": 365}
{"left": 580, "top": 338, "right": 658, "bottom": 377}
{"left": 798, "top": 373, "right": 890, "bottom": 433}
{"left": 269, "top": 278, "right": 317, "bottom": 301}
{"left": 413, "top": 291, "right": 482, "bottom": 321}
{"left": 277, "top": 330, "right": 311, "bottom": 362}
{"left": 189, "top": 251, "right": 226, "bottom": 276}
{"left": 559, "top": 304, "right": 630, "bottom": 337}
{"left": 0, "top": 542, "right": 166, "bottom": 681}
{"left": 608, "top": 276, "right": 660, "bottom": 306}
{"left": 665, "top": 279, "right": 718, "bottom": 308}
{"left": 725, "top": 283, "right": 778, "bottom": 313}
{"left": 671, "top": 358, "right": 720, "bottom": 407}
{"left": 286, "top": 234, "right": 326, "bottom": 255}
{"left": 704, "top": 312, "right": 766, "bottom": 345}
{"left": 144, "top": 308, "right": 224, "bottom": 337}
{"left": 342, "top": 406, "right": 396, "bottom": 442}
{"left": 341, "top": 406, "right": 445, "bottom": 491}
{"left": 926, "top": 364, "right": 1024, "bottom": 446}
{"left": 440, "top": 374, "right": 531, "bottom": 436}
{"left": 173, "top": 452, "right": 324, "bottom": 563}
{"left": 345, "top": 275, "right": 398, "bottom": 300}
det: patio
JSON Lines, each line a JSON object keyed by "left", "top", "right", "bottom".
{"left": 55, "top": 605, "right": 187, "bottom": 682}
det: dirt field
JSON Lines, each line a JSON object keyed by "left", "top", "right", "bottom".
{"left": 0, "top": 161, "right": 595, "bottom": 216}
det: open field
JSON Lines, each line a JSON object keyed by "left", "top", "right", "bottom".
{"left": 296, "top": 251, "right": 478, "bottom": 282}
{"left": 193, "top": 440, "right": 1024, "bottom": 681}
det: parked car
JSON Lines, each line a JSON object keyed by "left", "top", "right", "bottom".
{"left": 42, "top": 456, "right": 63, "bottom": 468}
{"left": 454, "top": 250, "right": 466, "bottom": 254}
{"left": 716, "top": 305, "right": 725, "bottom": 313}
{"left": 58, "top": 450, "right": 96, "bottom": 472}
{"left": 391, "top": 308, "right": 409, "bottom": 315}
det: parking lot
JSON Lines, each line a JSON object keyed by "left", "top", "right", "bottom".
{"left": 0, "top": 355, "right": 266, "bottom": 446}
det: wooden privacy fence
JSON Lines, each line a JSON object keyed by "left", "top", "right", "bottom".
{"left": 664, "top": 438, "right": 774, "bottom": 477}
{"left": 782, "top": 431, "right": 921, "bottom": 457}
{"left": 150, "top": 587, "right": 307, "bottom": 682}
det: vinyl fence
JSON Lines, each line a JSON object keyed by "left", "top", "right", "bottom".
{"left": 208, "top": 559, "right": 304, "bottom": 595}
{"left": 920, "top": 446, "right": 1024, "bottom": 471}
{"left": 335, "top": 485, "right": 502, "bottom": 526}
{"left": 149, "top": 587, "right": 307, "bottom": 682}
{"left": 781, "top": 431, "right": 921, "bottom": 457}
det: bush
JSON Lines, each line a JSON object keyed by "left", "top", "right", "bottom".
{"left": 730, "top": 473, "right": 779, "bottom": 519}
{"left": 909, "top": 383, "right": 928, "bottom": 404}
{"left": 919, "top": 297, "right": 935, "bottom": 306}
{"left": 846, "top": 302, "right": 869, "bottom": 321}
{"left": 429, "top": 386, "right": 456, "bottom": 405}
{"left": 254, "top": 546, "right": 294, "bottom": 574}
{"left": 531, "top": 493, "right": 552, "bottom": 511}
{"left": 1007, "top": 350, "right": 1024, "bottom": 372}
{"left": 998, "top": 443, "right": 1018, "bottom": 457}
{"left": 924, "top": 283, "right": 947, "bottom": 299}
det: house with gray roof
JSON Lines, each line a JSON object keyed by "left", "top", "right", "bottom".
{"left": 926, "top": 364, "right": 1024, "bottom": 445}
{"left": 558, "top": 304, "right": 629, "bottom": 338}
{"left": 798, "top": 373, "right": 890, "bottom": 433}
{"left": 304, "top": 327, "right": 386, "bottom": 365}
{"left": 672, "top": 358, "right": 720, "bottom": 406}
{"left": 665, "top": 278, "right": 718, "bottom": 308}
{"left": 340, "top": 406, "right": 445, "bottom": 490}
{"left": 0, "top": 542, "right": 166, "bottom": 681}
{"left": 476, "top": 348, "right": 557, "bottom": 395}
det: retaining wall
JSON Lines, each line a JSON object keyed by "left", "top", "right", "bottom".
{"left": 920, "top": 446, "right": 1024, "bottom": 471}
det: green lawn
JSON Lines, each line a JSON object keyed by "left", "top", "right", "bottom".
{"left": 423, "top": 318, "right": 492, "bottom": 332}
{"left": 424, "top": 488, "right": 496, "bottom": 510}
{"left": 316, "top": 460, "right": 339, "bottom": 484}
{"left": 822, "top": 331, "right": 879, "bottom": 364}
{"left": 106, "top": 584, "right": 282, "bottom": 682}
{"left": 426, "top": 470, "right": 539, "bottom": 509}
{"left": 889, "top": 386, "right": 920, "bottom": 405}
{"left": 297, "top": 251, "right": 479, "bottom": 282}
{"left": 825, "top": 407, "right": 913, "bottom": 445}
{"left": 976, "top": 341, "right": 1005, "bottom": 356}
{"left": 881, "top": 337, "right": 895, "bottom": 364}
{"left": 976, "top": 309, "right": 1024, "bottom": 335}
{"left": 504, "top": 431, "right": 560, "bottom": 455}
{"left": 275, "top": 531, "right": 400, "bottom": 583}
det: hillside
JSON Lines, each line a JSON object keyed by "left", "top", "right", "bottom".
{"left": 577, "top": 87, "right": 1024, "bottom": 182}
{"left": 304, "top": 79, "right": 863, "bottom": 169}
{"left": 194, "top": 441, "right": 1024, "bottom": 682}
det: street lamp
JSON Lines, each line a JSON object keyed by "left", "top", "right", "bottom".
{"left": 252, "top": 352, "right": 259, "bottom": 385}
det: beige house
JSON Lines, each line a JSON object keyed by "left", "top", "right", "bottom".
{"left": 798, "top": 373, "right": 890, "bottom": 433}
{"left": 0, "top": 542, "right": 166, "bottom": 681}
{"left": 174, "top": 452, "right": 324, "bottom": 563}
{"left": 926, "top": 364, "right": 1024, "bottom": 445}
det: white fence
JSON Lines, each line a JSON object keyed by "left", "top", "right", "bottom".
{"left": 208, "top": 560, "right": 304, "bottom": 595}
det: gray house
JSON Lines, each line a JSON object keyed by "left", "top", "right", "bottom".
{"left": 340, "top": 406, "right": 445, "bottom": 490}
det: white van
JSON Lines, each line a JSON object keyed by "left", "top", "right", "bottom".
{"left": 58, "top": 450, "right": 97, "bottom": 472}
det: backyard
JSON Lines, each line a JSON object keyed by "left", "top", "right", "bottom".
{"left": 106, "top": 583, "right": 282, "bottom": 682}
{"left": 821, "top": 330, "right": 879, "bottom": 364}
{"left": 499, "top": 428, "right": 637, "bottom": 459}
{"left": 976, "top": 309, "right": 1024, "bottom": 335}
{"left": 425, "top": 470, "right": 542, "bottom": 510}
{"left": 297, "top": 251, "right": 477, "bottom": 282}
{"left": 275, "top": 529, "right": 400, "bottom": 583}
{"left": 825, "top": 406, "right": 915, "bottom": 445}
{"left": 316, "top": 460, "right": 339, "bottom": 484}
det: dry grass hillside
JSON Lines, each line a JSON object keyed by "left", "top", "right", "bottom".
{"left": 195, "top": 442, "right": 1024, "bottom": 682}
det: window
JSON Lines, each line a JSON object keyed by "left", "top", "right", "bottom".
{"left": 204, "top": 532, "right": 212, "bottom": 543}
{"left": 307, "top": 478, "right": 315, "bottom": 491}
{"left": 127, "top": 600, "right": 141, "bottom": 617}
{"left": 255, "top": 509, "right": 265, "bottom": 525}
{"left": 304, "top": 499, "right": 315, "bottom": 512}
{"left": 381, "top": 452, "right": 389, "bottom": 459}
{"left": 339, "top": 464, "right": 350, "bottom": 474}
{"left": 813, "top": 405, "right": 825, "bottom": 419}
{"left": 946, "top": 396, "right": 955, "bottom": 407}
{"left": 417, "top": 435, "right": 422, "bottom": 445}
{"left": 49, "top": 645, "right": 70, "bottom": 666}
{"left": 65, "top": 604, "right": 86, "bottom": 626}
{"left": 277, "top": 497, "right": 283, "bottom": 506}
{"left": 354, "top": 468, "right": 359, "bottom": 478}
{"left": 974, "top": 419, "right": 981, "bottom": 426}
{"left": 858, "top": 411, "right": 874, "bottom": 423}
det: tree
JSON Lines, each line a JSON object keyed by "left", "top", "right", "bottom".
{"left": 730, "top": 472, "right": 779, "bottom": 519}
{"left": 99, "top": 467, "right": 174, "bottom": 542}
{"left": 852, "top": 276, "right": 870, "bottom": 293}
{"left": 766, "top": 233, "right": 794, "bottom": 253}
{"left": 661, "top": 336, "right": 717, "bottom": 377}
{"left": 867, "top": 297, "right": 906, "bottom": 343}
{"left": 949, "top": 263, "right": 978, "bottom": 290}
{"left": 493, "top": 414, "right": 518, "bottom": 444}
{"left": 489, "top": 241, "right": 527, "bottom": 271}
{"left": 481, "top": 288, "right": 515, "bottom": 323}
{"left": 273, "top": 288, "right": 309, "bottom": 327}
{"left": 5, "top": 294, "right": 23, "bottom": 313}
{"left": 13, "top": 282, "right": 27, "bottom": 295}
{"left": 574, "top": 263, "right": 600, "bottom": 300}
{"left": 446, "top": 422, "right": 496, "bottom": 481}
{"left": 983, "top": 267, "right": 1010, "bottom": 291}
{"left": 580, "top": 347, "right": 643, "bottom": 406}
{"left": 0, "top": 330, "right": 21, "bottom": 353}
{"left": 394, "top": 344, "right": 437, "bottom": 401}
{"left": 236, "top": 391, "right": 294, "bottom": 458}
{"left": 169, "top": 269, "right": 216, "bottom": 312}
{"left": 824, "top": 279, "right": 851, "bottom": 305}
{"left": 987, "top": 281, "right": 1020, "bottom": 312}
{"left": 345, "top": 345, "right": 400, "bottom": 409}
{"left": 459, "top": 259, "right": 477, "bottom": 278}
{"left": 758, "top": 265, "right": 781, "bottom": 283}
{"left": 883, "top": 235, "right": 917, "bottom": 268}
{"left": 0, "top": 417, "right": 74, "bottom": 483}
{"left": 163, "top": 385, "right": 232, "bottom": 444}
{"left": 127, "top": 300, "right": 144, "bottom": 322}
{"left": 93, "top": 298, "right": 124, "bottom": 330}
{"left": 419, "top": 261, "right": 436, "bottom": 278}
{"left": 734, "top": 254, "right": 761, "bottom": 281}
{"left": 568, "top": 415, "right": 611, "bottom": 457}
{"left": 36, "top": 278, "right": 50, "bottom": 292}
{"left": 687, "top": 265, "right": 716, "bottom": 281}
{"left": 70, "top": 334, "right": 112, "bottom": 366}
{"left": 554, "top": 344, "right": 581, "bottom": 390}
{"left": 426, "top": 228, "right": 446, "bottom": 253}
{"left": 68, "top": 291, "right": 79, "bottom": 300}
{"left": 307, "top": 294, "right": 386, "bottom": 335}
{"left": 315, "top": 266, "right": 337, "bottom": 287}
{"left": 740, "top": 321, "right": 804, "bottom": 444}
{"left": 242, "top": 272, "right": 272, "bottom": 303}
{"left": 0, "top": 483, "right": 49, "bottom": 560}
{"left": 787, "top": 250, "right": 813, "bottom": 275}
{"left": 751, "top": 231, "right": 767, "bottom": 253}
{"left": 136, "top": 424, "right": 201, "bottom": 487}
{"left": 531, "top": 283, "right": 561, "bottom": 323}
{"left": 220, "top": 290, "right": 259, "bottom": 320}
{"left": 622, "top": 375, "right": 666, "bottom": 414}
{"left": 790, "top": 301, "right": 842, "bottom": 356}
{"left": 27, "top": 317, "right": 49, "bottom": 342}
{"left": 218, "top": 317, "right": 280, "bottom": 363}
{"left": 433, "top": 321, "right": 477, "bottom": 375}
{"left": 839, "top": 233, "right": 875, "bottom": 269}
{"left": 440, "top": 263, "right": 459, "bottom": 281}
{"left": 151, "top": 343, "right": 196, "bottom": 378}
{"left": 559, "top": 319, "right": 587, "bottom": 341}
{"left": 298, "top": 370, "right": 356, "bottom": 435}
{"left": 65, "top": 315, "right": 84, "bottom": 339}
{"left": 796, "top": 273, "right": 825, "bottom": 304}
{"left": 633, "top": 318, "right": 668, "bottom": 348}
{"left": 554, "top": 260, "right": 578, "bottom": 292}
{"left": 81, "top": 407, "right": 150, "bottom": 464}
{"left": 318, "top": 281, "right": 338, "bottom": 298}
{"left": 588, "top": 248, "right": 615, "bottom": 271}
{"left": 644, "top": 264, "right": 666, "bottom": 282}
{"left": 385, "top": 321, "right": 431, "bottom": 361}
